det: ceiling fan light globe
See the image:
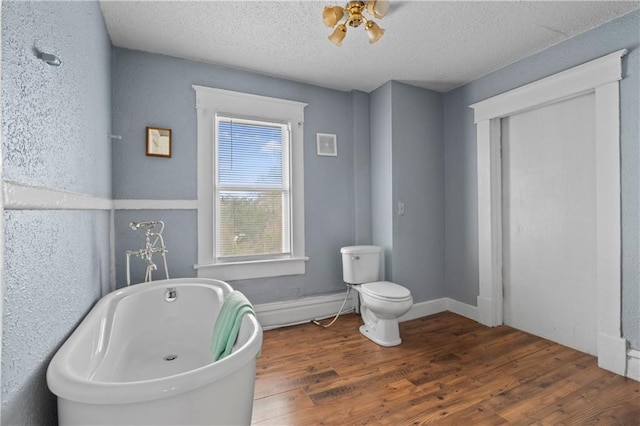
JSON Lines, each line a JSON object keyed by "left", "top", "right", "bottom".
{"left": 365, "top": 20, "right": 385, "bottom": 43}
{"left": 328, "top": 24, "right": 348, "bottom": 46}
{"left": 366, "top": 0, "right": 389, "bottom": 19}
{"left": 323, "top": 6, "right": 345, "bottom": 27}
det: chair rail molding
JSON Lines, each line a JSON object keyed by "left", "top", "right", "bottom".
{"left": 3, "top": 181, "right": 112, "bottom": 210}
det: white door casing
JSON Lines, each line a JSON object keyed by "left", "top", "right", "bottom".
{"left": 470, "top": 50, "right": 628, "bottom": 375}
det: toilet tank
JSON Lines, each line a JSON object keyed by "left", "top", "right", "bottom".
{"left": 341, "top": 245, "right": 383, "bottom": 284}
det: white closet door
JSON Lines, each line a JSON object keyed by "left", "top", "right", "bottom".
{"left": 502, "top": 92, "right": 597, "bottom": 355}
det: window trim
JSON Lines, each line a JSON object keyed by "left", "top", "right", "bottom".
{"left": 193, "top": 85, "right": 307, "bottom": 281}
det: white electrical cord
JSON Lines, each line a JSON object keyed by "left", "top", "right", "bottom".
{"left": 313, "top": 285, "right": 353, "bottom": 328}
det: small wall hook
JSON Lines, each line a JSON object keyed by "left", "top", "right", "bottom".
{"left": 37, "top": 51, "right": 61, "bottom": 66}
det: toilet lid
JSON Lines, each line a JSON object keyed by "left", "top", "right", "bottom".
{"left": 361, "top": 281, "right": 411, "bottom": 300}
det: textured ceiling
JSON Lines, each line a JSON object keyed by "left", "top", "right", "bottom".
{"left": 100, "top": 1, "right": 640, "bottom": 93}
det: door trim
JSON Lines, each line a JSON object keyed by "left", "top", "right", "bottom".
{"left": 470, "top": 49, "right": 628, "bottom": 375}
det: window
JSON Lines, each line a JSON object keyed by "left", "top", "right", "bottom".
{"left": 193, "top": 86, "right": 307, "bottom": 281}
{"left": 215, "top": 116, "right": 290, "bottom": 260}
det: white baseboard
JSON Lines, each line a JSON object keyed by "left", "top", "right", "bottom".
{"left": 398, "top": 297, "right": 478, "bottom": 323}
{"left": 255, "top": 291, "right": 356, "bottom": 330}
{"left": 446, "top": 298, "right": 479, "bottom": 321}
{"left": 627, "top": 349, "right": 640, "bottom": 382}
{"left": 256, "top": 293, "right": 478, "bottom": 330}
{"left": 399, "top": 298, "right": 448, "bottom": 322}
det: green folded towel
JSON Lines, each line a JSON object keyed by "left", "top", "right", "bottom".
{"left": 211, "top": 291, "right": 256, "bottom": 361}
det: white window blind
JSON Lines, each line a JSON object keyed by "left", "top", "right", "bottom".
{"left": 215, "top": 116, "right": 291, "bottom": 260}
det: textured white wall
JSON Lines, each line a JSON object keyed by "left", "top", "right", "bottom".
{"left": 2, "top": 2, "right": 112, "bottom": 197}
{"left": 1, "top": 1, "right": 112, "bottom": 424}
{"left": 2, "top": 211, "right": 111, "bottom": 424}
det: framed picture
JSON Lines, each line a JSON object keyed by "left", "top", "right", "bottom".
{"left": 316, "top": 133, "right": 337, "bottom": 156}
{"left": 146, "top": 126, "right": 172, "bottom": 158}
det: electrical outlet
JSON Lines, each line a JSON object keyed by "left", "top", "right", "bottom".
{"left": 398, "top": 202, "right": 405, "bottom": 216}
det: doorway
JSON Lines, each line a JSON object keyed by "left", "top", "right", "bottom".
{"left": 501, "top": 93, "right": 597, "bottom": 355}
{"left": 471, "top": 49, "right": 627, "bottom": 374}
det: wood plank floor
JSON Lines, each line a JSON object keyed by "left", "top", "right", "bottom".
{"left": 252, "top": 312, "right": 640, "bottom": 425}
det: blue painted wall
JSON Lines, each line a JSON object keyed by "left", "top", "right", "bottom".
{"left": 114, "top": 210, "right": 196, "bottom": 286}
{"left": 370, "top": 82, "right": 445, "bottom": 302}
{"left": 391, "top": 82, "right": 445, "bottom": 302}
{"left": 111, "top": 48, "right": 370, "bottom": 302}
{"left": 443, "top": 11, "right": 640, "bottom": 348}
{"left": 1, "top": 1, "right": 112, "bottom": 424}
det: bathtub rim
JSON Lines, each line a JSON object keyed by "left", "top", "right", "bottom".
{"left": 46, "top": 278, "right": 263, "bottom": 405}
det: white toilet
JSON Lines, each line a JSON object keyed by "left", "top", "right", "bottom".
{"left": 341, "top": 245, "right": 413, "bottom": 347}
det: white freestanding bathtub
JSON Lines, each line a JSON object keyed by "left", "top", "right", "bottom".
{"left": 46, "top": 278, "right": 263, "bottom": 425}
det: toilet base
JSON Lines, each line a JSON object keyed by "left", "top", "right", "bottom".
{"left": 359, "top": 322, "right": 401, "bottom": 347}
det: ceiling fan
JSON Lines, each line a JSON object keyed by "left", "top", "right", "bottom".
{"left": 322, "top": 0, "right": 389, "bottom": 46}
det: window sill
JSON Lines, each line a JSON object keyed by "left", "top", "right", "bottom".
{"left": 194, "top": 257, "right": 309, "bottom": 281}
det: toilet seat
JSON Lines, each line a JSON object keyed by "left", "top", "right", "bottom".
{"left": 360, "top": 281, "right": 411, "bottom": 301}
